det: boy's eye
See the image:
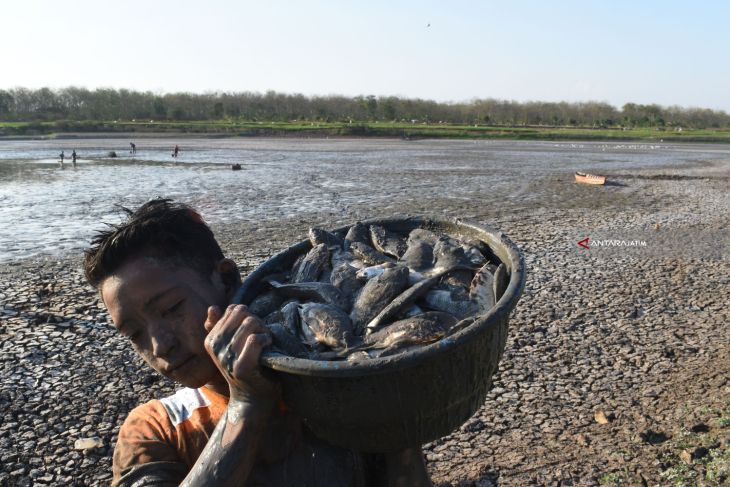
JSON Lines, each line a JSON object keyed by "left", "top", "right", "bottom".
{"left": 163, "top": 300, "right": 185, "bottom": 317}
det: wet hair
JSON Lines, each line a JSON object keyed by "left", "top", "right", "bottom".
{"left": 84, "top": 199, "right": 224, "bottom": 288}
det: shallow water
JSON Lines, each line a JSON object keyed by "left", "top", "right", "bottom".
{"left": 1, "top": 137, "right": 728, "bottom": 262}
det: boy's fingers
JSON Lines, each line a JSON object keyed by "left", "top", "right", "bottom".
{"left": 223, "top": 316, "right": 268, "bottom": 367}
{"left": 229, "top": 316, "right": 267, "bottom": 349}
{"left": 207, "top": 304, "right": 250, "bottom": 355}
{"left": 232, "top": 333, "right": 272, "bottom": 379}
{"left": 203, "top": 305, "right": 222, "bottom": 333}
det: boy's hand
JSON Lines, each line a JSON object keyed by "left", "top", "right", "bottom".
{"left": 204, "top": 304, "right": 280, "bottom": 408}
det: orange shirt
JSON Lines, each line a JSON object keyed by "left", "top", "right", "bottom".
{"left": 113, "top": 387, "right": 371, "bottom": 486}
{"left": 113, "top": 386, "right": 227, "bottom": 482}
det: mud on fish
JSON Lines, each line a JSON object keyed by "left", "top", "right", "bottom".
{"left": 246, "top": 224, "right": 510, "bottom": 361}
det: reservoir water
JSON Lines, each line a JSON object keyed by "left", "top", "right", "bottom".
{"left": 1, "top": 137, "right": 728, "bottom": 262}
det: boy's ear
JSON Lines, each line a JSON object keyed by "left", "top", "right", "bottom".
{"left": 214, "top": 258, "right": 241, "bottom": 298}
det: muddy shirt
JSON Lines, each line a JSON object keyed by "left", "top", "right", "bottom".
{"left": 112, "top": 387, "right": 372, "bottom": 486}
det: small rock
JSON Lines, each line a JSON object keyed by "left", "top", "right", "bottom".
{"left": 73, "top": 437, "right": 104, "bottom": 450}
{"left": 679, "top": 449, "right": 693, "bottom": 464}
{"left": 594, "top": 410, "right": 610, "bottom": 424}
{"left": 679, "top": 446, "right": 709, "bottom": 464}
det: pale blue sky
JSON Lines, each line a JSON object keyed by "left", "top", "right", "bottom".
{"left": 2, "top": 0, "right": 729, "bottom": 111}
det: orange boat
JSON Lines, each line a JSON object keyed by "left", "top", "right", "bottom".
{"left": 575, "top": 172, "right": 606, "bottom": 185}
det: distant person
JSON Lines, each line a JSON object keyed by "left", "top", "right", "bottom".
{"left": 130, "top": 142, "right": 136, "bottom": 155}
{"left": 59, "top": 151, "right": 65, "bottom": 169}
{"left": 72, "top": 150, "right": 77, "bottom": 168}
{"left": 172, "top": 144, "right": 180, "bottom": 159}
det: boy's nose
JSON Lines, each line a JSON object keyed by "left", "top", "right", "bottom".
{"left": 150, "top": 326, "right": 177, "bottom": 358}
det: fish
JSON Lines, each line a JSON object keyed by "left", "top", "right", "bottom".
{"left": 401, "top": 304, "right": 424, "bottom": 318}
{"left": 348, "top": 259, "right": 367, "bottom": 270}
{"left": 406, "top": 270, "right": 427, "bottom": 285}
{"left": 299, "top": 302, "right": 355, "bottom": 349}
{"left": 249, "top": 223, "right": 505, "bottom": 362}
{"left": 432, "top": 237, "right": 475, "bottom": 271}
{"left": 309, "top": 227, "right": 345, "bottom": 249}
{"left": 317, "top": 263, "right": 333, "bottom": 284}
{"left": 365, "top": 270, "right": 447, "bottom": 333}
{"left": 364, "top": 311, "right": 458, "bottom": 351}
{"left": 266, "top": 322, "right": 310, "bottom": 358}
{"left": 330, "top": 247, "right": 356, "bottom": 270}
{"left": 345, "top": 350, "right": 373, "bottom": 363}
{"left": 330, "top": 263, "right": 364, "bottom": 305}
{"left": 493, "top": 263, "right": 509, "bottom": 303}
{"left": 349, "top": 241, "right": 395, "bottom": 266}
{"left": 357, "top": 262, "right": 424, "bottom": 286}
{"left": 247, "top": 291, "right": 284, "bottom": 318}
{"left": 355, "top": 262, "right": 395, "bottom": 281}
{"left": 262, "top": 308, "right": 283, "bottom": 326}
{"left": 291, "top": 243, "right": 329, "bottom": 283}
{"left": 350, "top": 266, "right": 410, "bottom": 334}
{"left": 469, "top": 263, "right": 497, "bottom": 311}
{"left": 268, "top": 280, "right": 350, "bottom": 312}
{"left": 461, "top": 244, "right": 487, "bottom": 267}
{"left": 407, "top": 228, "right": 440, "bottom": 247}
{"left": 369, "top": 225, "right": 408, "bottom": 258}
{"left": 344, "top": 222, "right": 371, "bottom": 249}
{"left": 399, "top": 240, "right": 434, "bottom": 272}
{"left": 422, "top": 288, "right": 476, "bottom": 319}
{"left": 440, "top": 268, "right": 474, "bottom": 290}
{"left": 280, "top": 300, "right": 301, "bottom": 337}
{"left": 288, "top": 254, "right": 306, "bottom": 282}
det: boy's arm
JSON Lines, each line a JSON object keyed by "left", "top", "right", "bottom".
{"left": 179, "top": 401, "right": 272, "bottom": 486}
{"left": 383, "top": 447, "right": 433, "bottom": 487}
{"left": 178, "top": 304, "right": 279, "bottom": 486}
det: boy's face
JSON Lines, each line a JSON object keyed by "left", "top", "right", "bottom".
{"left": 100, "top": 255, "right": 229, "bottom": 389}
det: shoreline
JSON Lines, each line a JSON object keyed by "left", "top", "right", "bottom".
{"left": 2, "top": 122, "right": 730, "bottom": 144}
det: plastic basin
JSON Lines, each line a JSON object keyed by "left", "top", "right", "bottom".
{"left": 233, "top": 217, "right": 526, "bottom": 452}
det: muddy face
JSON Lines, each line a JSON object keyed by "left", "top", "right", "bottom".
{"left": 100, "top": 256, "right": 228, "bottom": 389}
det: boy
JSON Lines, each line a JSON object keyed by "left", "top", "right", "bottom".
{"left": 84, "top": 199, "right": 431, "bottom": 486}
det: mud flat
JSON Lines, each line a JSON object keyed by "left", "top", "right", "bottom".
{"left": 1, "top": 146, "right": 729, "bottom": 485}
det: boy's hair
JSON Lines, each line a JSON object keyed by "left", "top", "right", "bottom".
{"left": 84, "top": 199, "right": 224, "bottom": 287}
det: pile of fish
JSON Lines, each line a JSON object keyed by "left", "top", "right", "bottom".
{"left": 247, "top": 223, "right": 510, "bottom": 362}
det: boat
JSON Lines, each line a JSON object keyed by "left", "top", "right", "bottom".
{"left": 575, "top": 172, "right": 606, "bottom": 185}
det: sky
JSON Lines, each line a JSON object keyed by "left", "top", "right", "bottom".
{"left": 2, "top": 0, "right": 729, "bottom": 112}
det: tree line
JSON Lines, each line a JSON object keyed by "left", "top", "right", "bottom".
{"left": 1, "top": 87, "right": 728, "bottom": 129}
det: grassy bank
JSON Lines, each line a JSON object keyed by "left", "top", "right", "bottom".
{"left": 2, "top": 119, "right": 730, "bottom": 142}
